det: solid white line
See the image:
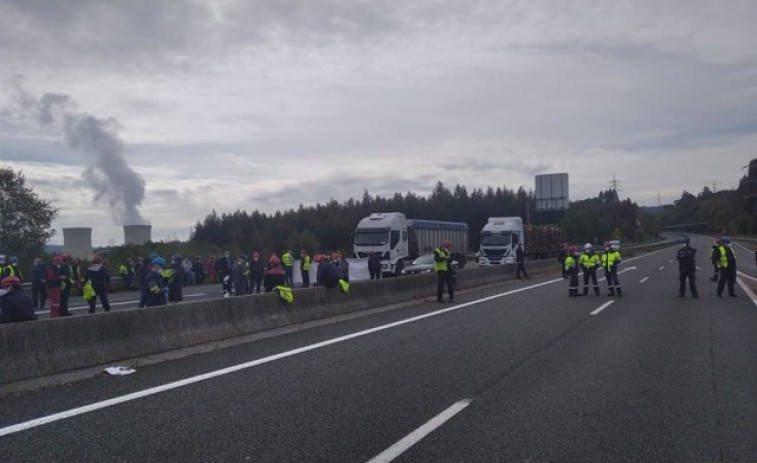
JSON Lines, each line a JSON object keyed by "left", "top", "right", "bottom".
{"left": 737, "top": 278, "right": 757, "bottom": 309}
{"left": 1, "top": 248, "right": 671, "bottom": 438}
{"left": 366, "top": 399, "right": 471, "bottom": 463}
{"left": 639, "top": 277, "right": 649, "bottom": 284}
{"left": 658, "top": 266, "right": 665, "bottom": 270}
{"left": 738, "top": 271, "right": 757, "bottom": 283}
{"left": 0, "top": 279, "right": 562, "bottom": 438}
{"left": 590, "top": 300, "right": 614, "bottom": 316}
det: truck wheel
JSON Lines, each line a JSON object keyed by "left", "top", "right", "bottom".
{"left": 394, "top": 260, "right": 404, "bottom": 277}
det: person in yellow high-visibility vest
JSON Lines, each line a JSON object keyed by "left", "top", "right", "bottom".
{"left": 300, "top": 249, "right": 311, "bottom": 288}
{"left": 435, "top": 240, "right": 454, "bottom": 303}
{"left": 282, "top": 250, "right": 294, "bottom": 287}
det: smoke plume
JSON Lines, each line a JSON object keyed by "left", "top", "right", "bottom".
{"left": 13, "top": 81, "right": 147, "bottom": 226}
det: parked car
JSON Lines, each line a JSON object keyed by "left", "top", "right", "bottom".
{"left": 400, "top": 254, "right": 461, "bottom": 276}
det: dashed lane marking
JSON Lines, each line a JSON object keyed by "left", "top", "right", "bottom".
{"left": 366, "top": 399, "right": 471, "bottom": 463}
{"left": 590, "top": 300, "right": 615, "bottom": 316}
{"left": 658, "top": 266, "right": 665, "bottom": 270}
{"left": 640, "top": 277, "right": 649, "bottom": 283}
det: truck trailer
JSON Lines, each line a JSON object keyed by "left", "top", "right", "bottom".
{"left": 353, "top": 212, "right": 468, "bottom": 276}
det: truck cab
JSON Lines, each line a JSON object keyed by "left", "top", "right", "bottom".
{"left": 477, "top": 217, "right": 524, "bottom": 265}
{"left": 353, "top": 212, "right": 409, "bottom": 276}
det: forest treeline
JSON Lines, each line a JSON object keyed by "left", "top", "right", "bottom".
{"left": 190, "top": 182, "right": 655, "bottom": 255}
{"left": 655, "top": 158, "right": 757, "bottom": 236}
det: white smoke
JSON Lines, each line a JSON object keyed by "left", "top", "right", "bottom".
{"left": 12, "top": 80, "right": 148, "bottom": 226}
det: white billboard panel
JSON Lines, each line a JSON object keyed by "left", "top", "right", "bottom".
{"left": 535, "top": 173, "right": 569, "bottom": 211}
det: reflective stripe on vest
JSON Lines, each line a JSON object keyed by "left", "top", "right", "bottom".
{"left": 282, "top": 253, "right": 293, "bottom": 267}
{"left": 717, "top": 245, "right": 728, "bottom": 268}
{"left": 302, "top": 255, "right": 311, "bottom": 271}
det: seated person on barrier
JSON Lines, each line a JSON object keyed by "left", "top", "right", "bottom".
{"left": 0, "top": 276, "right": 38, "bottom": 324}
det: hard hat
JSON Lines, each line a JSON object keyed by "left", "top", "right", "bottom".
{"left": 268, "top": 256, "right": 280, "bottom": 265}
{"left": 584, "top": 243, "right": 592, "bottom": 251}
{"left": 151, "top": 256, "right": 166, "bottom": 267}
{"left": 93, "top": 256, "right": 103, "bottom": 264}
{"left": 252, "top": 251, "right": 260, "bottom": 258}
{"left": 0, "top": 276, "right": 22, "bottom": 288}
{"left": 9, "top": 256, "right": 18, "bottom": 264}
{"left": 603, "top": 241, "right": 611, "bottom": 248}
{"left": 568, "top": 245, "right": 578, "bottom": 253}
{"left": 53, "top": 255, "right": 65, "bottom": 263}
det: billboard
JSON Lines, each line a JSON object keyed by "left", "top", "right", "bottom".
{"left": 535, "top": 173, "right": 569, "bottom": 211}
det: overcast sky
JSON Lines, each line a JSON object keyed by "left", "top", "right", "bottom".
{"left": 1, "top": 0, "right": 755, "bottom": 246}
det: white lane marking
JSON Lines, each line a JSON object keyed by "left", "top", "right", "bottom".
{"left": 734, "top": 241, "right": 754, "bottom": 253}
{"left": 738, "top": 271, "right": 757, "bottom": 283}
{"left": 669, "top": 259, "right": 674, "bottom": 263}
{"left": 0, "top": 249, "right": 669, "bottom": 438}
{"left": 658, "top": 266, "right": 665, "bottom": 270}
{"left": 0, "top": 279, "right": 563, "bottom": 438}
{"left": 590, "top": 300, "right": 614, "bottom": 316}
{"left": 640, "top": 277, "right": 649, "bottom": 284}
{"left": 366, "top": 399, "right": 471, "bottom": 463}
{"left": 736, "top": 278, "right": 757, "bottom": 309}
{"left": 186, "top": 293, "right": 207, "bottom": 297}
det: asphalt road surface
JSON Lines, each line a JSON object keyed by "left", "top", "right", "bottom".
{"left": 3, "top": 237, "right": 757, "bottom": 462}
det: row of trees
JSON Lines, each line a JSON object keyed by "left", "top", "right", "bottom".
{"left": 655, "top": 158, "right": 757, "bottom": 235}
{"left": 190, "top": 182, "right": 655, "bottom": 254}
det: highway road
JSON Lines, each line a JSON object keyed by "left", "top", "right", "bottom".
{"left": 2, "top": 236, "right": 757, "bottom": 462}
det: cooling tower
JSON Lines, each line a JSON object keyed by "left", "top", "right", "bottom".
{"left": 123, "top": 224, "right": 152, "bottom": 245}
{"left": 62, "top": 227, "right": 93, "bottom": 259}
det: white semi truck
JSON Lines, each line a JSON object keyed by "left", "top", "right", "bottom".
{"left": 477, "top": 217, "right": 524, "bottom": 265}
{"left": 353, "top": 212, "right": 468, "bottom": 276}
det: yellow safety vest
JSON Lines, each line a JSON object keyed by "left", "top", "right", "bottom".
{"left": 564, "top": 255, "right": 576, "bottom": 271}
{"left": 302, "top": 254, "right": 311, "bottom": 271}
{"left": 282, "top": 252, "right": 294, "bottom": 267}
{"left": 434, "top": 248, "right": 449, "bottom": 272}
{"left": 580, "top": 253, "right": 600, "bottom": 269}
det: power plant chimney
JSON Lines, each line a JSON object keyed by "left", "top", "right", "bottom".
{"left": 123, "top": 224, "right": 152, "bottom": 245}
{"left": 62, "top": 227, "right": 93, "bottom": 259}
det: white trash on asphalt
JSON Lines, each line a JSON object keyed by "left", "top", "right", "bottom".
{"left": 104, "top": 366, "right": 136, "bottom": 376}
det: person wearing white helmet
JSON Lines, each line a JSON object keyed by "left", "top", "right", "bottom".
{"left": 580, "top": 243, "right": 601, "bottom": 296}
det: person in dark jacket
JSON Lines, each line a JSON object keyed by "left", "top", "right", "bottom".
{"left": 335, "top": 252, "right": 350, "bottom": 283}
{"left": 30, "top": 257, "right": 48, "bottom": 310}
{"left": 192, "top": 257, "right": 205, "bottom": 285}
{"left": 368, "top": 252, "right": 383, "bottom": 280}
{"left": 232, "top": 255, "right": 248, "bottom": 296}
{"left": 249, "top": 252, "right": 265, "bottom": 294}
{"left": 168, "top": 254, "right": 184, "bottom": 302}
{"left": 515, "top": 243, "right": 529, "bottom": 279}
{"left": 144, "top": 257, "right": 168, "bottom": 307}
{"left": 0, "top": 276, "right": 37, "bottom": 324}
{"left": 264, "top": 256, "right": 286, "bottom": 292}
{"left": 215, "top": 252, "right": 232, "bottom": 297}
{"left": 677, "top": 236, "right": 699, "bottom": 298}
{"left": 85, "top": 256, "right": 112, "bottom": 313}
{"left": 316, "top": 257, "right": 339, "bottom": 289}
{"left": 557, "top": 244, "right": 568, "bottom": 278}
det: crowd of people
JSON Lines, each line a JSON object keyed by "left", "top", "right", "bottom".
{"left": 1, "top": 236, "right": 755, "bottom": 323}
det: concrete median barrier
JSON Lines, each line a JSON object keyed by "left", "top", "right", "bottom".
{"left": 0, "top": 255, "right": 562, "bottom": 386}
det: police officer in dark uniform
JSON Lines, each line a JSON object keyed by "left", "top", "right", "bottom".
{"left": 677, "top": 235, "right": 699, "bottom": 298}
